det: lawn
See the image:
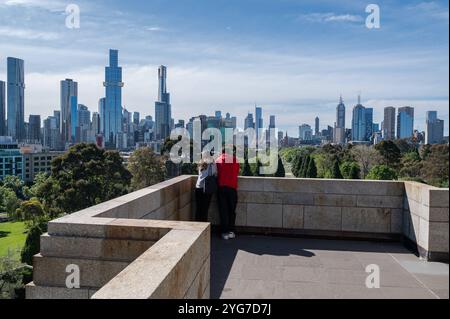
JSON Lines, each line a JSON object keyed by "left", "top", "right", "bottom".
{"left": 0, "top": 221, "right": 28, "bottom": 259}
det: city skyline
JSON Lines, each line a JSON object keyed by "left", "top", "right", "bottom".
{"left": 0, "top": 0, "right": 448, "bottom": 136}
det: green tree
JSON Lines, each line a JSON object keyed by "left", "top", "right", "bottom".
{"left": 366, "top": 165, "right": 398, "bottom": 181}
{"left": 241, "top": 159, "right": 254, "bottom": 176}
{"left": 128, "top": 147, "right": 166, "bottom": 190}
{"left": 50, "top": 143, "right": 131, "bottom": 214}
{"left": 399, "top": 150, "right": 423, "bottom": 180}
{"left": 421, "top": 144, "right": 449, "bottom": 187}
{"left": 351, "top": 145, "right": 381, "bottom": 178}
{"left": 1, "top": 175, "right": 25, "bottom": 199}
{"left": 331, "top": 159, "right": 343, "bottom": 179}
{"left": 15, "top": 198, "right": 45, "bottom": 222}
{"left": 299, "top": 155, "right": 311, "bottom": 178}
{"left": 0, "top": 186, "right": 21, "bottom": 219}
{"left": 20, "top": 218, "right": 48, "bottom": 266}
{"left": 375, "top": 140, "right": 402, "bottom": 168}
{"left": 305, "top": 156, "right": 317, "bottom": 178}
{"left": 274, "top": 156, "right": 286, "bottom": 177}
{"left": 341, "top": 162, "right": 361, "bottom": 179}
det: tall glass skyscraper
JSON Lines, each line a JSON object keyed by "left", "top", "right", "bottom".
{"left": 60, "top": 79, "right": 78, "bottom": 145}
{"left": 0, "top": 80, "right": 5, "bottom": 136}
{"left": 383, "top": 107, "right": 396, "bottom": 141}
{"left": 104, "top": 49, "right": 124, "bottom": 146}
{"left": 334, "top": 96, "right": 346, "bottom": 144}
{"left": 155, "top": 65, "right": 172, "bottom": 140}
{"left": 425, "top": 111, "right": 444, "bottom": 144}
{"left": 70, "top": 96, "right": 78, "bottom": 143}
{"left": 255, "top": 106, "right": 263, "bottom": 146}
{"left": 397, "top": 106, "right": 414, "bottom": 139}
{"left": 365, "top": 108, "right": 374, "bottom": 141}
{"left": 351, "top": 96, "right": 367, "bottom": 142}
{"left": 7, "top": 57, "right": 25, "bottom": 142}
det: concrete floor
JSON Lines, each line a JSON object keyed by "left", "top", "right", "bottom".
{"left": 211, "top": 235, "right": 449, "bottom": 299}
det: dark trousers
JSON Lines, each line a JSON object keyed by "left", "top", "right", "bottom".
{"left": 217, "top": 186, "right": 238, "bottom": 234}
{"left": 195, "top": 188, "right": 212, "bottom": 222}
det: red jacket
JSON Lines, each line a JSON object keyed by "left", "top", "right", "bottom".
{"left": 216, "top": 153, "right": 240, "bottom": 189}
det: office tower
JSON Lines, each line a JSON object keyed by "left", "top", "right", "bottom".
{"left": 299, "top": 124, "right": 313, "bottom": 141}
{"left": 315, "top": 116, "right": 320, "bottom": 136}
{"left": 373, "top": 123, "right": 380, "bottom": 133}
{"left": 98, "top": 97, "right": 106, "bottom": 135}
{"left": 155, "top": 65, "right": 172, "bottom": 140}
{"left": 0, "top": 80, "right": 5, "bottom": 136}
{"left": 244, "top": 113, "right": 254, "bottom": 130}
{"left": 54, "top": 110, "right": 61, "bottom": 130}
{"left": 334, "top": 96, "right": 346, "bottom": 144}
{"left": 133, "top": 112, "right": 140, "bottom": 125}
{"left": 77, "top": 104, "right": 91, "bottom": 142}
{"left": 269, "top": 115, "right": 276, "bottom": 129}
{"left": 397, "top": 106, "right": 414, "bottom": 139}
{"left": 383, "top": 107, "right": 396, "bottom": 140}
{"left": 61, "top": 78, "right": 78, "bottom": 145}
{"left": 70, "top": 96, "right": 78, "bottom": 143}
{"left": 425, "top": 111, "right": 444, "bottom": 144}
{"left": 122, "top": 108, "right": 131, "bottom": 133}
{"left": 104, "top": 49, "right": 124, "bottom": 146}
{"left": 215, "top": 111, "right": 222, "bottom": 119}
{"left": 28, "top": 115, "right": 41, "bottom": 142}
{"left": 7, "top": 57, "right": 25, "bottom": 141}
{"left": 92, "top": 112, "right": 101, "bottom": 135}
{"left": 43, "top": 115, "right": 59, "bottom": 150}
{"left": 351, "top": 96, "right": 367, "bottom": 142}
{"left": 365, "top": 108, "right": 373, "bottom": 141}
{"left": 255, "top": 106, "right": 263, "bottom": 130}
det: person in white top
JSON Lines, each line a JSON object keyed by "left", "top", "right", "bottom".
{"left": 195, "top": 153, "right": 217, "bottom": 222}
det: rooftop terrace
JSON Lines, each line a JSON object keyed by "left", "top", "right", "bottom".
{"left": 26, "top": 176, "right": 449, "bottom": 299}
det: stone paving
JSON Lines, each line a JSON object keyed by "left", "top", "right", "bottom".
{"left": 211, "top": 235, "right": 449, "bottom": 299}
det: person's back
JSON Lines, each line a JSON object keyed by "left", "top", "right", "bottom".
{"left": 216, "top": 153, "right": 240, "bottom": 190}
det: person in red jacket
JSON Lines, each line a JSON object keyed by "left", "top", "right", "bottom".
{"left": 215, "top": 146, "right": 240, "bottom": 240}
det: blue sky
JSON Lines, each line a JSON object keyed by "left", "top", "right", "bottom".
{"left": 0, "top": 0, "right": 448, "bottom": 136}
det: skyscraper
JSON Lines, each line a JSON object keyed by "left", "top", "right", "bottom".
{"left": 61, "top": 78, "right": 78, "bottom": 145}
{"left": 28, "top": 115, "right": 41, "bottom": 143}
{"left": 0, "top": 80, "right": 5, "bottom": 136}
{"left": 7, "top": 57, "right": 25, "bottom": 142}
{"left": 155, "top": 65, "right": 172, "bottom": 140}
{"left": 244, "top": 113, "right": 254, "bottom": 130}
{"left": 104, "top": 49, "right": 124, "bottom": 146}
{"left": 133, "top": 112, "right": 140, "bottom": 126}
{"left": 365, "top": 108, "right": 374, "bottom": 141}
{"left": 425, "top": 111, "right": 444, "bottom": 145}
{"left": 299, "top": 124, "right": 313, "bottom": 141}
{"left": 98, "top": 97, "right": 106, "bottom": 135}
{"left": 397, "top": 106, "right": 414, "bottom": 139}
{"left": 351, "top": 96, "right": 367, "bottom": 142}
{"left": 70, "top": 96, "right": 78, "bottom": 143}
{"left": 383, "top": 107, "right": 396, "bottom": 140}
{"left": 334, "top": 96, "right": 346, "bottom": 144}
{"left": 269, "top": 115, "right": 276, "bottom": 129}
{"left": 315, "top": 116, "right": 320, "bottom": 136}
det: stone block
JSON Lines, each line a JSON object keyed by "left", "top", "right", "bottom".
{"left": 418, "top": 218, "right": 430, "bottom": 249}
{"left": 304, "top": 206, "right": 341, "bottom": 231}
{"left": 238, "top": 191, "right": 274, "bottom": 204}
{"left": 282, "top": 205, "right": 304, "bottom": 229}
{"left": 247, "top": 203, "right": 283, "bottom": 228}
{"left": 273, "top": 193, "right": 314, "bottom": 205}
{"left": 342, "top": 207, "right": 390, "bottom": 233}
{"left": 356, "top": 195, "right": 403, "bottom": 209}
{"left": 429, "top": 207, "right": 449, "bottom": 223}
{"left": 238, "top": 177, "right": 265, "bottom": 192}
{"left": 26, "top": 282, "right": 91, "bottom": 299}
{"left": 390, "top": 209, "right": 403, "bottom": 234}
{"left": 428, "top": 222, "right": 449, "bottom": 253}
{"left": 235, "top": 203, "right": 247, "bottom": 226}
{"left": 429, "top": 189, "right": 449, "bottom": 208}
{"left": 314, "top": 194, "right": 356, "bottom": 207}
{"left": 184, "top": 257, "right": 210, "bottom": 299}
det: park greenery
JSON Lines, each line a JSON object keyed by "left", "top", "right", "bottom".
{"left": 280, "top": 140, "right": 449, "bottom": 187}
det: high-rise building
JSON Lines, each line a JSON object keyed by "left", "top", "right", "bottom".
{"left": 43, "top": 115, "right": 60, "bottom": 150}
{"left": 365, "top": 108, "right": 373, "bottom": 141}
{"left": 383, "top": 107, "right": 396, "bottom": 140}
{"left": 28, "top": 115, "right": 41, "bottom": 143}
{"left": 269, "top": 115, "right": 276, "bottom": 129}
{"left": 334, "top": 96, "right": 346, "bottom": 144}
{"left": 133, "top": 112, "right": 140, "bottom": 126}
{"left": 155, "top": 65, "right": 172, "bottom": 140}
{"left": 77, "top": 104, "right": 91, "bottom": 142}
{"left": 70, "top": 96, "right": 78, "bottom": 143}
{"left": 299, "top": 124, "right": 313, "bottom": 141}
{"left": 0, "top": 80, "right": 5, "bottom": 136}
{"left": 397, "top": 106, "right": 414, "bottom": 139}
{"left": 315, "top": 116, "right": 320, "bottom": 136}
{"left": 104, "top": 49, "right": 124, "bottom": 146}
{"left": 351, "top": 96, "right": 367, "bottom": 142}
{"left": 60, "top": 78, "right": 78, "bottom": 145}
{"left": 215, "top": 111, "right": 222, "bottom": 119}
{"left": 7, "top": 57, "right": 25, "bottom": 142}
{"left": 255, "top": 106, "right": 263, "bottom": 146}
{"left": 425, "top": 111, "right": 444, "bottom": 145}
{"left": 98, "top": 97, "right": 106, "bottom": 135}
{"left": 244, "top": 113, "right": 254, "bottom": 130}
{"left": 92, "top": 112, "right": 101, "bottom": 135}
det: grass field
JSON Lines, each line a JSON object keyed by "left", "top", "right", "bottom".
{"left": 0, "top": 221, "right": 28, "bottom": 259}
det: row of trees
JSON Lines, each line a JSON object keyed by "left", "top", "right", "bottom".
{"left": 281, "top": 140, "right": 449, "bottom": 187}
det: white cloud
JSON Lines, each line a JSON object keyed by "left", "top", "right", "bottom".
{"left": 0, "top": 27, "right": 60, "bottom": 40}
{"left": 2, "top": 0, "right": 67, "bottom": 11}
{"left": 297, "top": 12, "right": 364, "bottom": 23}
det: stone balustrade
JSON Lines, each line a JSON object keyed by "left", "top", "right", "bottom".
{"left": 26, "top": 176, "right": 449, "bottom": 299}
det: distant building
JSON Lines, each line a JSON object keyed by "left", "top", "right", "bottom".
{"left": 269, "top": 115, "right": 276, "bottom": 129}
{"left": 299, "top": 124, "right": 313, "bottom": 141}
{"left": 0, "top": 80, "right": 5, "bottom": 136}
{"left": 351, "top": 96, "right": 367, "bottom": 142}
{"left": 154, "top": 65, "right": 172, "bottom": 140}
{"left": 244, "top": 113, "right": 254, "bottom": 130}
{"left": 133, "top": 112, "right": 140, "bottom": 126}
{"left": 0, "top": 137, "right": 23, "bottom": 180}
{"left": 334, "top": 96, "right": 346, "bottom": 144}
{"left": 397, "top": 106, "right": 414, "bottom": 139}
{"left": 22, "top": 151, "right": 64, "bottom": 183}
{"left": 383, "top": 107, "right": 396, "bottom": 140}
{"left": 61, "top": 78, "right": 78, "bottom": 146}
{"left": 365, "top": 108, "right": 373, "bottom": 141}
{"left": 43, "top": 115, "right": 60, "bottom": 150}
{"left": 255, "top": 106, "right": 263, "bottom": 146}
{"left": 315, "top": 116, "right": 320, "bottom": 136}
{"left": 7, "top": 57, "right": 25, "bottom": 142}
{"left": 104, "top": 49, "right": 124, "bottom": 147}
{"left": 28, "top": 115, "right": 41, "bottom": 143}
{"left": 425, "top": 111, "right": 444, "bottom": 144}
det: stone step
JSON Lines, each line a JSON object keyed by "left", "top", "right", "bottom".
{"left": 33, "top": 254, "right": 129, "bottom": 289}
{"left": 26, "top": 282, "right": 97, "bottom": 299}
{"left": 40, "top": 234, "right": 153, "bottom": 261}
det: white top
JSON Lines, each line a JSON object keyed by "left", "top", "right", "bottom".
{"left": 196, "top": 163, "right": 217, "bottom": 190}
